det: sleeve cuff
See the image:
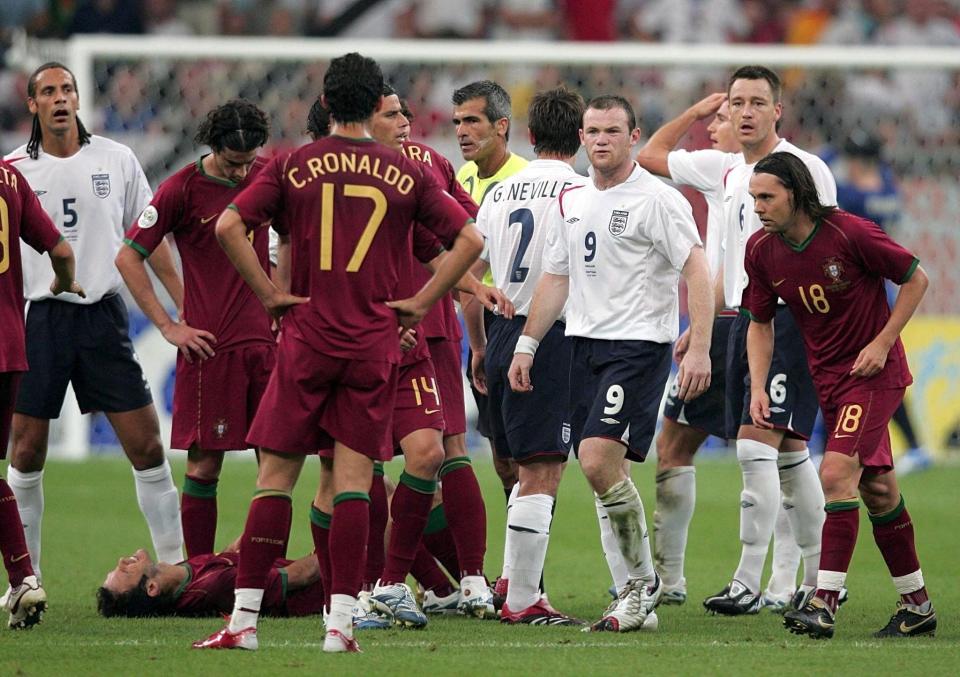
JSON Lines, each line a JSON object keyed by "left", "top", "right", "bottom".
{"left": 900, "top": 257, "right": 920, "bottom": 284}
{"left": 123, "top": 238, "right": 152, "bottom": 258}
{"left": 739, "top": 307, "right": 762, "bottom": 322}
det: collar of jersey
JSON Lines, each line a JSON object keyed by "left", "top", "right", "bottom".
{"left": 586, "top": 161, "right": 643, "bottom": 187}
{"left": 778, "top": 221, "right": 820, "bottom": 252}
{"left": 196, "top": 155, "right": 239, "bottom": 188}
{"left": 329, "top": 134, "right": 375, "bottom": 143}
{"left": 172, "top": 562, "right": 193, "bottom": 601}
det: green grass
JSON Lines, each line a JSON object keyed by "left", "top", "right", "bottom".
{"left": 1, "top": 455, "right": 957, "bottom": 675}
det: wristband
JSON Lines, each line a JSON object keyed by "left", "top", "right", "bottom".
{"left": 514, "top": 335, "right": 540, "bottom": 357}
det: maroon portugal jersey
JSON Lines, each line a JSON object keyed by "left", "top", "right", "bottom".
{"left": 123, "top": 157, "right": 274, "bottom": 352}
{"left": 0, "top": 160, "right": 63, "bottom": 372}
{"left": 173, "top": 551, "right": 320, "bottom": 617}
{"left": 742, "top": 209, "right": 917, "bottom": 391}
{"left": 401, "top": 140, "right": 479, "bottom": 341}
{"left": 231, "top": 135, "right": 471, "bottom": 363}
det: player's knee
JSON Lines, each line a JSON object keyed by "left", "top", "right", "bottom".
{"left": 406, "top": 445, "right": 444, "bottom": 479}
{"left": 818, "top": 462, "right": 854, "bottom": 501}
{"left": 10, "top": 439, "right": 46, "bottom": 472}
{"left": 656, "top": 429, "right": 697, "bottom": 471}
{"left": 128, "top": 440, "right": 166, "bottom": 471}
{"left": 859, "top": 475, "right": 898, "bottom": 513}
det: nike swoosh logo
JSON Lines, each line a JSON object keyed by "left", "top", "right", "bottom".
{"left": 772, "top": 279, "right": 786, "bottom": 287}
{"left": 11, "top": 553, "right": 29, "bottom": 562}
{"left": 900, "top": 618, "right": 932, "bottom": 633}
{"left": 834, "top": 434, "right": 854, "bottom": 439}
{"left": 425, "top": 408, "right": 441, "bottom": 415}
{"left": 200, "top": 214, "right": 218, "bottom": 224}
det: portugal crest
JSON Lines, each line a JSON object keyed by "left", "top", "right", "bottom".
{"left": 92, "top": 173, "right": 111, "bottom": 198}
{"left": 213, "top": 418, "right": 228, "bottom": 439}
{"left": 608, "top": 209, "right": 629, "bottom": 236}
{"left": 822, "top": 256, "right": 844, "bottom": 284}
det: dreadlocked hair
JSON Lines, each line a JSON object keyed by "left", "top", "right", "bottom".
{"left": 26, "top": 61, "right": 91, "bottom": 160}
{"left": 194, "top": 99, "right": 270, "bottom": 152}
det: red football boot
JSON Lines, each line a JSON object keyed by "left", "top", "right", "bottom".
{"left": 192, "top": 626, "right": 258, "bottom": 650}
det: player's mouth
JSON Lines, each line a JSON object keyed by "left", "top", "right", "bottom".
{"left": 739, "top": 123, "right": 755, "bottom": 134}
{"left": 52, "top": 108, "right": 70, "bottom": 122}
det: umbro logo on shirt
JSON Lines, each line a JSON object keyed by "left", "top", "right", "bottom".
{"left": 566, "top": 217, "right": 580, "bottom": 224}
{"left": 34, "top": 190, "right": 47, "bottom": 196}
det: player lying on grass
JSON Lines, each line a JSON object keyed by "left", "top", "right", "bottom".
{"left": 97, "top": 545, "right": 323, "bottom": 618}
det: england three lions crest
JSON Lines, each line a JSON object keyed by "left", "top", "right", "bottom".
{"left": 92, "top": 173, "right": 111, "bottom": 199}
{"left": 608, "top": 209, "right": 629, "bottom": 236}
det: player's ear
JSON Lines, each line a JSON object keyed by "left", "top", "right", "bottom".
{"left": 495, "top": 116, "right": 509, "bottom": 139}
{"left": 630, "top": 126, "right": 642, "bottom": 146}
{"left": 146, "top": 579, "right": 161, "bottom": 598}
{"left": 527, "top": 128, "right": 536, "bottom": 147}
{"left": 27, "top": 97, "right": 38, "bottom": 115}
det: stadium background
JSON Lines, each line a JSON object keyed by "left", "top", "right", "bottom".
{"left": 1, "top": 0, "right": 958, "bottom": 462}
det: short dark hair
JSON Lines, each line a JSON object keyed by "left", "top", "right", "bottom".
{"left": 26, "top": 61, "right": 91, "bottom": 160}
{"left": 452, "top": 80, "right": 512, "bottom": 140}
{"left": 728, "top": 65, "right": 782, "bottom": 103}
{"left": 528, "top": 86, "right": 584, "bottom": 157}
{"left": 754, "top": 152, "right": 835, "bottom": 222}
{"left": 585, "top": 95, "right": 637, "bottom": 131}
{"left": 306, "top": 98, "right": 330, "bottom": 139}
{"left": 194, "top": 99, "right": 270, "bottom": 152}
{"left": 399, "top": 98, "right": 415, "bottom": 123}
{"left": 381, "top": 82, "right": 397, "bottom": 98}
{"left": 96, "top": 577, "right": 177, "bottom": 618}
{"left": 323, "top": 52, "right": 383, "bottom": 124}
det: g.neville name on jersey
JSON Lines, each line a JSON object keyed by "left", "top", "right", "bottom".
{"left": 487, "top": 178, "right": 576, "bottom": 204}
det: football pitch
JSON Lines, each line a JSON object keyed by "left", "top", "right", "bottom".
{"left": 2, "top": 455, "right": 956, "bottom": 675}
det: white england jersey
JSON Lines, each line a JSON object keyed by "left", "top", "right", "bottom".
{"left": 667, "top": 148, "right": 743, "bottom": 278}
{"left": 720, "top": 138, "right": 836, "bottom": 309}
{"left": 543, "top": 163, "right": 702, "bottom": 343}
{"left": 476, "top": 159, "right": 581, "bottom": 317}
{"left": 6, "top": 135, "right": 153, "bottom": 304}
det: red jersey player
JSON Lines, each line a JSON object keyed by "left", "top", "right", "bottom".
{"left": 98, "top": 548, "right": 323, "bottom": 618}
{"left": 0, "top": 158, "right": 83, "bottom": 628}
{"left": 741, "top": 151, "right": 935, "bottom": 639}
{"left": 118, "top": 100, "right": 275, "bottom": 558}
{"left": 193, "top": 52, "right": 482, "bottom": 654}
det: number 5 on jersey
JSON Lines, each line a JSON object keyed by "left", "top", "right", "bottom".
{"left": 318, "top": 183, "right": 386, "bottom": 272}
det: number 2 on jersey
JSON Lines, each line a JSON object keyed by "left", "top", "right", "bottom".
{"left": 318, "top": 183, "right": 387, "bottom": 272}
{"left": 507, "top": 208, "right": 534, "bottom": 282}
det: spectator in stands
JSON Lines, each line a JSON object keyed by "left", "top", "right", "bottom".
{"left": 68, "top": 0, "right": 144, "bottom": 35}
{"left": 559, "top": 0, "right": 617, "bottom": 41}
{"left": 489, "top": 0, "right": 559, "bottom": 41}
{"left": 306, "top": 0, "right": 406, "bottom": 37}
{"left": 629, "top": 0, "right": 748, "bottom": 44}
{"left": 0, "top": 0, "right": 51, "bottom": 38}
{"left": 403, "top": 0, "right": 489, "bottom": 39}
{"left": 144, "top": 0, "right": 193, "bottom": 36}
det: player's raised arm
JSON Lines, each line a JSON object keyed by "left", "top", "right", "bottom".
{"left": 636, "top": 92, "right": 727, "bottom": 178}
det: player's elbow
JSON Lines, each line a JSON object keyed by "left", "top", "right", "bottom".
{"left": 50, "top": 239, "right": 74, "bottom": 265}
{"left": 635, "top": 146, "right": 669, "bottom": 178}
{"left": 908, "top": 265, "right": 929, "bottom": 297}
{"left": 455, "top": 223, "right": 484, "bottom": 260}
{"left": 214, "top": 209, "right": 244, "bottom": 245}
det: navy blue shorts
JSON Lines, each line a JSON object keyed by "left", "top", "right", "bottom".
{"left": 568, "top": 337, "right": 671, "bottom": 463}
{"left": 725, "top": 305, "right": 818, "bottom": 440}
{"left": 662, "top": 314, "right": 734, "bottom": 440}
{"left": 485, "top": 316, "right": 571, "bottom": 464}
{"left": 15, "top": 295, "right": 153, "bottom": 419}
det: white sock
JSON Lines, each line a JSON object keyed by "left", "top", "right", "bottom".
{"left": 505, "top": 493, "right": 553, "bottom": 612}
{"left": 777, "top": 449, "right": 824, "bottom": 588}
{"left": 327, "top": 593, "right": 355, "bottom": 636}
{"left": 653, "top": 466, "right": 695, "bottom": 590}
{"left": 595, "top": 496, "right": 629, "bottom": 594}
{"left": 229, "top": 588, "right": 263, "bottom": 632}
{"left": 598, "top": 478, "right": 654, "bottom": 584}
{"left": 733, "top": 439, "right": 779, "bottom": 593}
{"left": 501, "top": 482, "right": 520, "bottom": 581}
{"left": 132, "top": 459, "right": 184, "bottom": 563}
{"left": 766, "top": 502, "right": 800, "bottom": 599}
{"left": 7, "top": 467, "right": 43, "bottom": 580}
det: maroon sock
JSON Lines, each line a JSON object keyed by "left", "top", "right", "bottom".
{"left": 439, "top": 457, "right": 486, "bottom": 578}
{"left": 814, "top": 500, "right": 860, "bottom": 612}
{"left": 380, "top": 472, "right": 435, "bottom": 585}
{"left": 364, "top": 472, "right": 388, "bottom": 588}
{"left": 870, "top": 496, "right": 928, "bottom": 606}
{"left": 410, "top": 543, "right": 456, "bottom": 596}
{"left": 330, "top": 493, "right": 370, "bottom": 597}
{"left": 309, "top": 504, "right": 332, "bottom": 610}
{"left": 181, "top": 475, "right": 218, "bottom": 557}
{"left": 235, "top": 492, "right": 292, "bottom": 589}
{"left": 0, "top": 479, "right": 34, "bottom": 587}
{"left": 423, "top": 507, "right": 461, "bottom": 578}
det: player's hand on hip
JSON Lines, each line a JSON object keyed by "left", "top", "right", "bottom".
{"left": 508, "top": 353, "right": 534, "bottom": 393}
{"left": 672, "top": 327, "right": 691, "bottom": 364}
{"left": 850, "top": 338, "right": 889, "bottom": 378}
{"left": 471, "top": 349, "right": 488, "bottom": 395}
{"left": 264, "top": 291, "right": 309, "bottom": 321}
{"left": 676, "top": 348, "right": 710, "bottom": 401}
{"left": 386, "top": 296, "right": 429, "bottom": 330}
{"left": 162, "top": 322, "right": 217, "bottom": 363}
{"left": 50, "top": 277, "right": 86, "bottom": 299}
{"left": 476, "top": 285, "right": 515, "bottom": 320}
{"left": 749, "top": 389, "right": 774, "bottom": 429}
{"left": 399, "top": 326, "right": 418, "bottom": 352}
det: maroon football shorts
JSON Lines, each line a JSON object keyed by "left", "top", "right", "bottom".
{"left": 394, "top": 356, "right": 445, "bottom": 446}
{"left": 0, "top": 372, "right": 23, "bottom": 459}
{"left": 247, "top": 330, "right": 398, "bottom": 460}
{"left": 821, "top": 383, "right": 905, "bottom": 473}
{"left": 427, "top": 337, "right": 466, "bottom": 436}
{"left": 171, "top": 343, "right": 275, "bottom": 451}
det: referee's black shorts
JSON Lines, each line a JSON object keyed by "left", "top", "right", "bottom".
{"left": 15, "top": 294, "right": 153, "bottom": 419}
